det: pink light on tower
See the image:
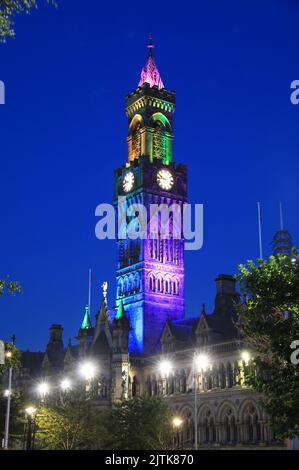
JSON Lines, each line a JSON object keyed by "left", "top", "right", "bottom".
{"left": 138, "top": 34, "right": 165, "bottom": 90}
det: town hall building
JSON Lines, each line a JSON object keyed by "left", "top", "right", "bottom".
{"left": 21, "top": 38, "right": 287, "bottom": 448}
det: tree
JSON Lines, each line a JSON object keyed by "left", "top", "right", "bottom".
{"left": 0, "top": 0, "right": 56, "bottom": 42}
{"left": 0, "top": 341, "right": 21, "bottom": 374}
{"left": 0, "top": 276, "right": 21, "bottom": 296}
{"left": 236, "top": 255, "right": 299, "bottom": 439}
{"left": 35, "top": 386, "right": 103, "bottom": 450}
{"left": 100, "top": 396, "right": 172, "bottom": 450}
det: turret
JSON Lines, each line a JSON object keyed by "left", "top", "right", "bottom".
{"left": 42, "top": 324, "right": 64, "bottom": 372}
{"left": 77, "top": 305, "right": 94, "bottom": 357}
{"left": 214, "top": 274, "right": 240, "bottom": 316}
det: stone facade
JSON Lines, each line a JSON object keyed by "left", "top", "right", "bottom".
{"left": 18, "top": 42, "right": 280, "bottom": 449}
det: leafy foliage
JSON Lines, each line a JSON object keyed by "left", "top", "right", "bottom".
{"left": 35, "top": 386, "right": 103, "bottom": 450}
{"left": 0, "top": 276, "right": 22, "bottom": 296}
{"left": 0, "top": 342, "right": 22, "bottom": 375}
{"left": 0, "top": 0, "right": 56, "bottom": 42}
{"left": 100, "top": 396, "right": 172, "bottom": 450}
{"left": 236, "top": 255, "right": 299, "bottom": 438}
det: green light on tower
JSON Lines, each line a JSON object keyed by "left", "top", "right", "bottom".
{"left": 81, "top": 305, "right": 91, "bottom": 330}
{"left": 115, "top": 299, "right": 124, "bottom": 320}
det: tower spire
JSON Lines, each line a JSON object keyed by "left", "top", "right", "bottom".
{"left": 148, "top": 33, "right": 154, "bottom": 57}
{"left": 272, "top": 203, "right": 293, "bottom": 257}
{"left": 81, "top": 304, "right": 92, "bottom": 330}
{"left": 138, "top": 34, "right": 164, "bottom": 90}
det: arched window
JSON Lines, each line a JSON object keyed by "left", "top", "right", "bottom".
{"left": 201, "top": 409, "right": 216, "bottom": 444}
{"left": 179, "top": 370, "right": 187, "bottom": 393}
{"left": 243, "top": 404, "right": 261, "bottom": 444}
{"left": 222, "top": 408, "right": 237, "bottom": 444}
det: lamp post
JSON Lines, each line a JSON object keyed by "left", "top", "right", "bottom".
{"left": 24, "top": 407, "right": 37, "bottom": 450}
{"left": 79, "top": 361, "right": 96, "bottom": 398}
{"left": 159, "top": 360, "right": 172, "bottom": 395}
{"left": 60, "top": 378, "right": 71, "bottom": 392}
{"left": 3, "top": 334, "right": 16, "bottom": 449}
{"left": 37, "top": 382, "right": 50, "bottom": 403}
{"left": 193, "top": 353, "right": 209, "bottom": 450}
{"left": 173, "top": 417, "right": 183, "bottom": 450}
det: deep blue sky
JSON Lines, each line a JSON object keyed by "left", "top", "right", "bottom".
{"left": 0, "top": 0, "right": 298, "bottom": 351}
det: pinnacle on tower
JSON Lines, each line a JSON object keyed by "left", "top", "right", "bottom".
{"left": 81, "top": 304, "right": 92, "bottom": 330}
{"left": 115, "top": 299, "right": 125, "bottom": 320}
{"left": 272, "top": 203, "right": 293, "bottom": 257}
{"left": 138, "top": 34, "right": 164, "bottom": 90}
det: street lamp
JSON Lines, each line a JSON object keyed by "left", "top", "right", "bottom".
{"left": 159, "top": 360, "right": 172, "bottom": 377}
{"left": 24, "top": 407, "right": 37, "bottom": 450}
{"left": 195, "top": 353, "right": 209, "bottom": 372}
{"left": 159, "top": 360, "right": 172, "bottom": 395}
{"left": 3, "top": 339, "right": 15, "bottom": 450}
{"left": 60, "top": 378, "right": 71, "bottom": 391}
{"left": 79, "top": 361, "right": 97, "bottom": 398}
{"left": 193, "top": 353, "right": 210, "bottom": 450}
{"left": 37, "top": 382, "right": 50, "bottom": 400}
{"left": 79, "top": 361, "right": 96, "bottom": 380}
{"left": 241, "top": 351, "right": 250, "bottom": 366}
{"left": 173, "top": 417, "right": 183, "bottom": 450}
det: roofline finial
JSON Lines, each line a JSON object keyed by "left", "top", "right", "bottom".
{"left": 148, "top": 32, "right": 154, "bottom": 56}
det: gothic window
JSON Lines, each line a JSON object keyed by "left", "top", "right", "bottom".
{"left": 165, "top": 280, "right": 169, "bottom": 293}
{"left": 201, "top": 410, "right": 216, "bottom": 444}
{"left": 153, "top": 123, "right": 166, "bottom": 160}
{"left": 117, "top": 279, "right": 123, "bottom": 297}
{"left": 152, "top": 376, "right": 158, "bottom": 396}
{"left": 150, "top": 239, "right": 153, "bottom": 258}
{"left": 170, "top": 239, "right": 173, "bottom": 262}
{"left": 134, "top": 273, "right": 140, "bottom": 293}
{"left": 124, "top": 277, "right": 129, "bottom": 296}
{"left": 219, "top": 363, "right": 226, "bottom": 389}
{"left": 226, "top": 362, "right": 233, "bottom": 388}
{"left": 131, "top": 127, "right": 141, "bottom": 159}
{"left": 207, "top": 371, "right": 213, "bottom": 390}
{"left": 168, "top": 374, "right": 174, "bottom": 395}
{"left": 222, "top": 408, "right": 237, "bottom": 444}
{"left": 243, "top": 404, "right": 261, "bottom": 443}
{"left": 179, "top": 370, "right": 187, "bottom": 393}
{"left": 212, "top": 365, "right": 219, "bottom": 388}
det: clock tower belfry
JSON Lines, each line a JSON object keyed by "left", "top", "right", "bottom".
{"left": 114, "top": 37, "right": 187, "bottom": 355}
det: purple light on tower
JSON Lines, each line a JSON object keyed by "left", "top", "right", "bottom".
{"left": 138, "top": 34, "right": 164, "bottom": 90}
{"left": 114, "top": 38, "right": 187, "bottom": 355}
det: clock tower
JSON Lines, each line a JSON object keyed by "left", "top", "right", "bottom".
{"left": 114, "top": 37, "right": 187, "bottom": 355}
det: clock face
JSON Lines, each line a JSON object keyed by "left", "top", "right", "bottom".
{"left": 123, "top": 171, "right": 135, "bottom": 193}
{"left": 156, "top": 169, "right": 174, "bottom": 191}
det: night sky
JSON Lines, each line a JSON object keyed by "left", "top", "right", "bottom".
{"left": 0, "top": 0, "right": 298, "bottom": 351}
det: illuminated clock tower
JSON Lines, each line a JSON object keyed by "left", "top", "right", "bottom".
{"left": 114, "top": 37, "right": 187, "bottom": 354}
